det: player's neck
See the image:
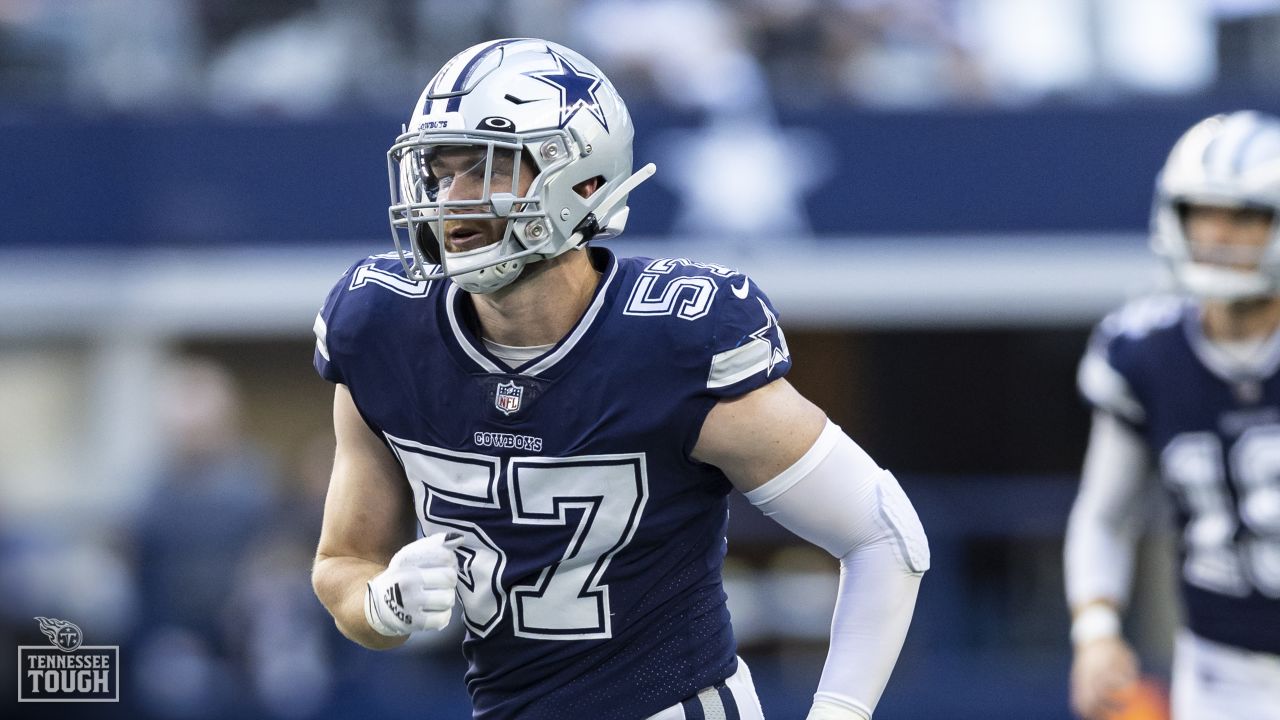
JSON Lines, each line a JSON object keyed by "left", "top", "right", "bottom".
{"left": 1202, "top": 296, "right": 1280, "bottom": 341}
{"left": 467, "top": 248, "right": 601, "bottom": 347}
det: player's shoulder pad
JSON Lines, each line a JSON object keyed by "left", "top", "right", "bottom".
{"left": 617, "top": 256, "right": 740, "bottom": 321}
{"left": 1095, "top": 294, "right": 1186, "bottom": 345}
{"left": 1077, "top": 295, "right": 1185, "bottom": 425}
{"left": 620, "top": 257, "right": 793, "bottom": 396}
{"left": 340, "top": 252, "right": 434, "bottom": 299}
{"left": 314, "top": 252, "right": 435, "bottom": 382}
{"left": 703, "top": 271, "right": 792, "bottom": 393}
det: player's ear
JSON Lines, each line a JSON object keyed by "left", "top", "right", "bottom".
{"left": 574, "top": 176, "right": 603, "bottom": 199}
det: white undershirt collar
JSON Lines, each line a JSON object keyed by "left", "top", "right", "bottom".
{"left": 482, "top": 338, "right": 556, "bottom": 369}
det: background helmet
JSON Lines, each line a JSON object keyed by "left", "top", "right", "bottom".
{"left": 388, "top": 38, "right": 637, "bottom": 293}
{"left": 1151, "top": 110, "right": 1280, "bottom": 300}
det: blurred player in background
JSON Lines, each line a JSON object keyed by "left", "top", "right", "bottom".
{"left": 308, "top": 38, "right": 928, "bottom": 720}
{"left": 1066, "top": 110, "right": 1280, "bottom": 719}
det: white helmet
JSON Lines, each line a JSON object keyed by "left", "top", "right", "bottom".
{"left": 387, "top": 38, "right": 655, "bottom": 293}
{"left": 1151, "top": 110, "right": 1280, "bottom": 300}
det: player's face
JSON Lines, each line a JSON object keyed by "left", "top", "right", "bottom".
{"left": 1184, "top": 203, "right": 1275, "bottom": 270}
{"left": 426, "top": 146, "right": 537, "bottom": 253}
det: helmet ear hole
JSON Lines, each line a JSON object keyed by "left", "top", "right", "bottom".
{"left": 573, "top": 176, "right": 605, "bottom": 199}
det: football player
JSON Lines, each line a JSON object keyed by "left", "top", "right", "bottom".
{"left": 309, "top": 39, "right": 928, "bottom": 720}
{"left": 1066, "top": 111, "right": 1280, "bottom": 720}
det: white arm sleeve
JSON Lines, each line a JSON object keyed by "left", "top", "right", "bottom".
{"left": 1063, "top": 410, "right": 1153, "bottom": 610}
{"left": 744, "top": 421, "right": 928, "bottom": 719}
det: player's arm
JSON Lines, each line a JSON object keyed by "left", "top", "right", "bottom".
{"left": 693, "top": 379, "right": 929, "bottom": 720}
{"left": 1064, "top": 409, "right": 1153, "bottom": 719}
{"left": 312, "top": 384, "right": 456, "bottom": 649}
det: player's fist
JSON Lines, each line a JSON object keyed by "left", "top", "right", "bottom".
{"left": 1070, "top": 635, "right": 1140, "bottom": 719}
{"left": 364, "top": 532, "right": 462, "bottom": 637}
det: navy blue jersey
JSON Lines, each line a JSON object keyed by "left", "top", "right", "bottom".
{"left": 1079, "top": 295, "right": 1280, "bottom": 654}
{"left": 313, "top": 247, "right": 792, "bottom": 719}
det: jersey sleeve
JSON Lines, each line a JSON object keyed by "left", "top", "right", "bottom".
{"left": 704, "top": 273, "right": 792, "bottom": 398}
{"left": 1077, "top": 313, "right": 1148, "bottom": 430}
{"left": 312, "top": 261, "right": 359, "bottom": 385}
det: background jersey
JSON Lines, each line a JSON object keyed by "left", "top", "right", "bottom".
{"left": 1079, "top": 295, "right": 1280, "bottom": 654}
{"left": 313, "top": 247, "right": 792, "bottom": 719}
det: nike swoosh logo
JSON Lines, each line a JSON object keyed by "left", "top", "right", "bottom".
{"left": 504, "top": 94, "right": 540, "bottom": 105}
{"left": 731, "top": 276, "right": 750, "bottom": 299}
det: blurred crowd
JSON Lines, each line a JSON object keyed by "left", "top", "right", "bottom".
{"left": 1, "top": 0, "right": 1279, "bottom": 117}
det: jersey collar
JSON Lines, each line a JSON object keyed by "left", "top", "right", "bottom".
{"left": 442, "top": 248, "right": 619, "bottom": 377}
{"left": 1183, "top": 302, "right": 1280, "bottom": 382}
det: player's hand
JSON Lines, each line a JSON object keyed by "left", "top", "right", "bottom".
{"left": 364, "top": 532, "right": 462, "bottom": 637}
{"left": 1070, "top": 636, "right": 1139, "bottom": 719}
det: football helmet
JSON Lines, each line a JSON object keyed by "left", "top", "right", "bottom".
{"left": 388, "top": 38, "right": 656, "bottom": 293}
{"left": 1151, "top": 110, "right": 1280, "bottom": 300}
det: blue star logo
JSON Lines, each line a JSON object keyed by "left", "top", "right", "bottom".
{"left": 525, "top": 48, "right": 609, "bottom": 132}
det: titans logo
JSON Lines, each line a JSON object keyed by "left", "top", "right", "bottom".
{"left": 525, "top": 48, "right": 610, "bottom": 132}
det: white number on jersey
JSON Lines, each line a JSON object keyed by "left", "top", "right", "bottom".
{"left": 349, "top": 262, "right": 433, "bottom": 297}
{"left": 1162, "top": 426, "right": 1280, "bottom": 598}
{"left": 623, "top": 258, "right": 735, "bottom": 321}
{"left": 386, "top": 434, "right": 650, "bottom": 639}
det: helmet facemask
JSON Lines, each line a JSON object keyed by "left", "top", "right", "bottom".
{"left": 389, "top": 129, "right": 573, "bottom": 294}
{"left": 1172, "top": 198, "right": 1280, "bottom": 297}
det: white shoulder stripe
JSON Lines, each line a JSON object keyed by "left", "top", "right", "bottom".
{"left": 707, "top": 339, "right": 773, "bottom": 390}
{"left": 1102, "top": 295, "right": 1184, "bottom": 340}
{"left": 1078, "top": 351, "right": 1145, "bottom": 423}
{"left": 313, "top": 312, "right": 331, "bottom": 362}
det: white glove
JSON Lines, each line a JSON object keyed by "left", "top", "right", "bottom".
{"left": 364, "top": 532, "right": 461, "bottom": 637}
{"left": 806, "top": 698, "right": 871, "bottom": 720}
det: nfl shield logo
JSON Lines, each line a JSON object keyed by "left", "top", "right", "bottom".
{"left": 495, "top": 380, "right": 523, "bottom": 415}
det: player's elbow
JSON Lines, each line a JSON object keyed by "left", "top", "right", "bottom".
{"left": 310, "top": 552, "right": 337, "bottom": 607}
{"left": 744, "top": 422, "right": 930, "bottom": 576}
{"left": 844, "top": 469, "right": 930, "bottom": 577}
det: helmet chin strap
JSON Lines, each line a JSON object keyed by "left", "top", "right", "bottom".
{"left": 446, "top": 239, "right": 527, "bottom": 294}
{"left": 565, "top": 163, "right": 657, "bottom": 248}
{"left": 1178, "top": 262, "right": 1275, "bottom": 301}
